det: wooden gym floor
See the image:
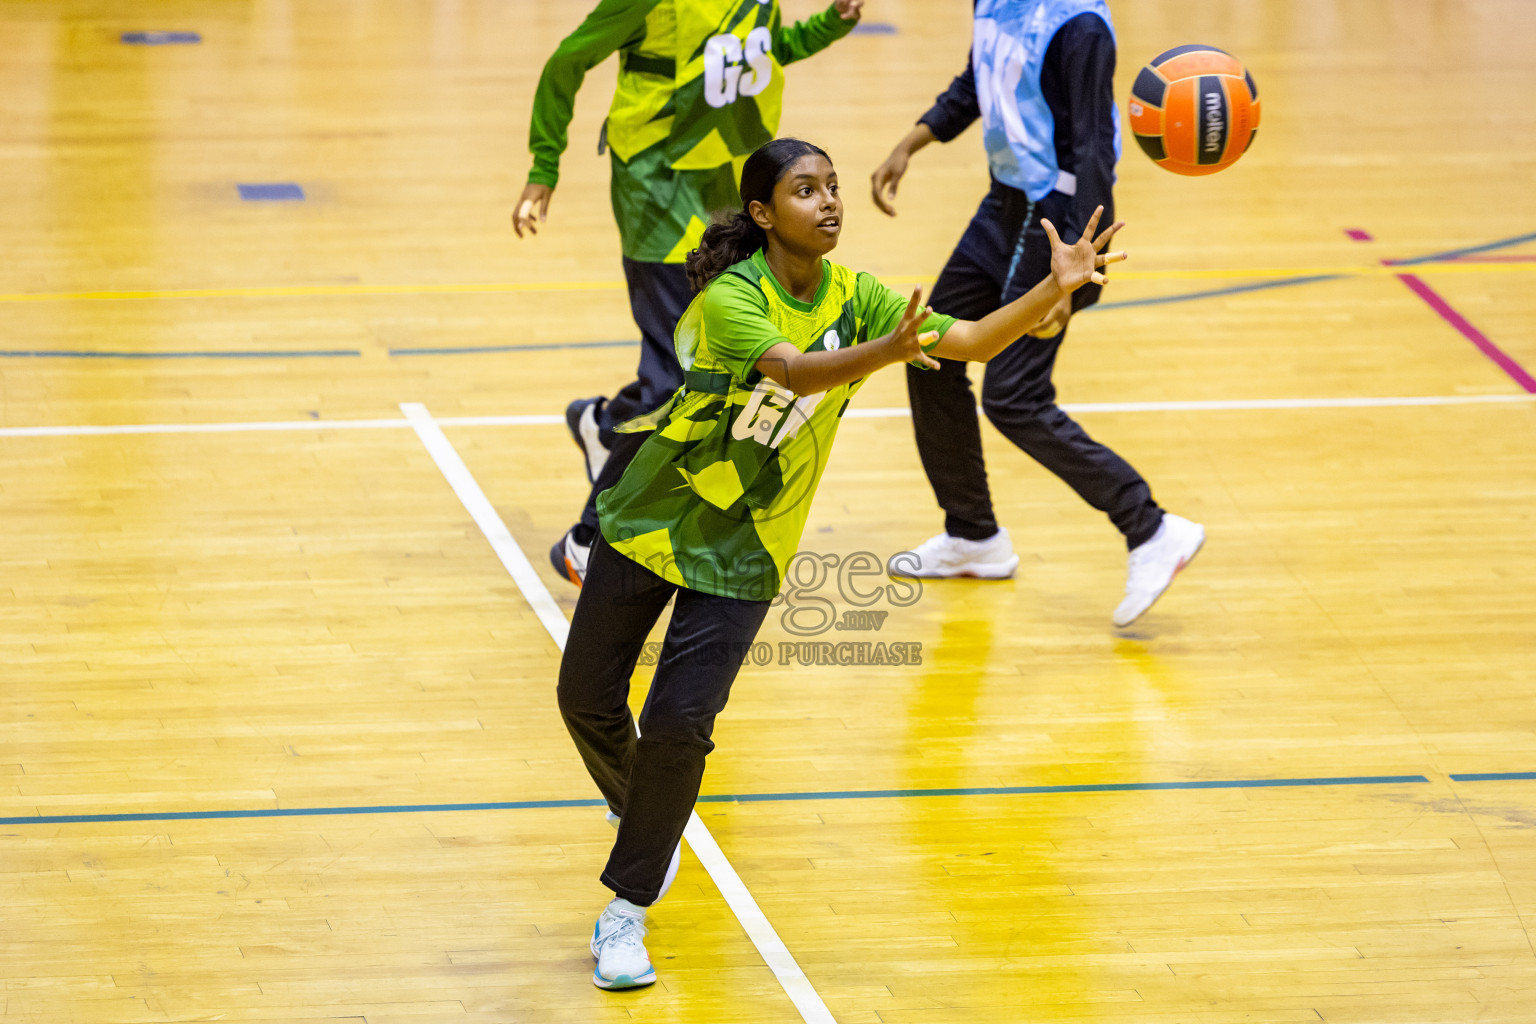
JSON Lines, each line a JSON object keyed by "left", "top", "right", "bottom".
{"left": 2, "top": 1, "right": 1534, "bottom": 1021}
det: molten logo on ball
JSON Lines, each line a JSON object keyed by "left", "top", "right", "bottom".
{"left": 1203, "top": 92, "right": 1222, "bottom": 153}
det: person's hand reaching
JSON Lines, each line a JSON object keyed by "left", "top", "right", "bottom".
{"left": 882, "top": 286, "right": 941, "bottom": 370}
{"left": 1041, "top": 204, "right": 1125, "bottom": 295}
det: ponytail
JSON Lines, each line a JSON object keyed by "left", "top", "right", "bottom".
{"left": 684, "top": 136, "right": 831, "bottom": 293}
{"left": 686, "top": 211, "right": 766, "bottom": 293}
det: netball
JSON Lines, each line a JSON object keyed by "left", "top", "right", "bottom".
{"left": 1129, "top": 44, "right": 1261, "bottom": 175}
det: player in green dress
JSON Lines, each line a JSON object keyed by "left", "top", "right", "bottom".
{"left": 513, "top": 0, "right": 865, "bottom": 588}
{"left": 559, "top": 138, "right": 1124, "bottom": 989}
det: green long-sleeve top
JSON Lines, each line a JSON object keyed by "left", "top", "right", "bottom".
{"left": 526, "top": 0, "right": 858, "bottom": 263}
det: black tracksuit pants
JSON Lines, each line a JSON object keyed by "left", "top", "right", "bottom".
{"left": 557, "top": 534, "right": 770, "bottom": 906}
{"left": 907, "top": 181, "right": 1164, "bottom": 550}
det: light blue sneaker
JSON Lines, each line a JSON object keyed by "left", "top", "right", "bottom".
{"left": 590, "top": 898, "right": 656, "bottom": 990}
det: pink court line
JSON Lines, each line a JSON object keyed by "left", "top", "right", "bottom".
{"left": 1345, "top": 228, "right": 1374, "bottom": 242}
{"left": 1394, "top": 272, "right": 1536, "bottom": 393}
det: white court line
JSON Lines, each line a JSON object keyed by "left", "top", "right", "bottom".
{"left": 1, "top": 393, "right": 1532, "bottom": 439}
{"left": 438, "top": 413, "right": 564, "bottom": 427}
{"left": 0, "top": 417, "right": 409, "bottom": 438}
{"left": 401, "top": 404, "right": 569, "bottom": 648}
{"left": 399, "top": 402, "right": 837, "bottom": 1024}
{"left": 845, "top": 393, "right": 1536, "bottom": 416}
{"left": 1050, "top": 394, "right": 1536, "bottom": 414}
{"left": 674, "top": 817, "right": 836, "bottom": 1024}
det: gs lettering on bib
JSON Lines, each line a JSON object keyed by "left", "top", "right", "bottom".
{"left": 670, "top": 0, "right": 787, "bottom": 169}
{"left": 703, "top": 27, "right": 772, "bottom": 108}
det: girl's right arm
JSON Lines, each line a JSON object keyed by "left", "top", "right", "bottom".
{"left": 515, "top": 0, "right": 654, "bottom": 237}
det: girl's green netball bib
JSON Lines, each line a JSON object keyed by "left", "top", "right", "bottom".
{"left": 600, "top": 253, "right": 956, "bottom": 601}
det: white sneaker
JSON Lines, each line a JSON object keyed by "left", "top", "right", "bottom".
{"left": 590, "top": 898, "right": 656, "bottom": 990}
{"left": 549, "top": 528, "right": 590, "bottom": 588}
{"left": 890, "top": 528, "right": 1020, "bottom": 579}
{"left": 1113, "top": 513, "right": 1205, "bottom": 627}
{"left": 607, "top": 810, "right": 682, "bottom": 901}
{"left": 566, "top": 397, "right": 610, "bottom": 484}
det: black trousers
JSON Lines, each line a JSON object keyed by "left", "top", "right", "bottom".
{"left": 577, "top": 258, "right": 693, "bottom": 537}
{"left": 557, "top": 534, "right": 771, "bottom": 906}
{"left": 907, "top": 181, "right": 1164, "bottom": 550}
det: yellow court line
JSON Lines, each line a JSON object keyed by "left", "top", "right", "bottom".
{"left": 0, "top": 261, "right": 1532, "bottom": 304}
{"left": 0, "top": 279, "right": 629, "bottom": 303}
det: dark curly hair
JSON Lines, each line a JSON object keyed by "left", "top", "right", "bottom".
{"left": 685, "top": 137, "right": 831, "bottom": 293}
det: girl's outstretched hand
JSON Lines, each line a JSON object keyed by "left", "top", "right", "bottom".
{"left": 1042, "top": 205, "right": 1126, "bottom": 295}
{"left": 884, "top": 286, "right": 941, "bottom": 370}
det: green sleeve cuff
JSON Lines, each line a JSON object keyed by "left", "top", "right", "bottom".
{"left": 921, "top": 314, "right": 957, "bottom": 349}
{"left": 818, "top": 2, "right": 860, "bottom": 39}
{"left": 773, "top": 3, "right": 858, "bottom": 65}
{"left": 838, "top": 4, "right": 861, "bottom": 27}
{"left": 910, "top": 314, "right": 954, "bottom": 369}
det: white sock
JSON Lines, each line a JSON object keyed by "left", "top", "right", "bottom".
{"left": 1137, "top": 519, "right": 1168, "bottom": 551}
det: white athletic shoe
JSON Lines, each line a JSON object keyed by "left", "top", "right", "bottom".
{"left": 607, "top": 810, "right": 682, "bottom": 901}
{"left": 590, "top": 898, "right": 656, "bottom": 990}
{"left": 1113, "top": 513, "right": 1205, "bottom": 627}
{"left": 549, "top": 528, "right": 590, "bottom": 588}
{"left": 891, "top": 528, "right": 1020, "bottom": 579}
{"left": 566, "top": 397, "right": 610, "bottom": 484}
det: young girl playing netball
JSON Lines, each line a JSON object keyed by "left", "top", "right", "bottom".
{"left": 556, "top": 137, "right": 1124, "bottom": 989}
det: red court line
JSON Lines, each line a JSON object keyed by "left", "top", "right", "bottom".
{"left": 1394, "top": 272, "right": 1536, "bottom": 393}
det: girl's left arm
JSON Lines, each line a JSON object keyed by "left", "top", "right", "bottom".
{"left": 927, "top": 277, "right": 1068, "bottom": 363}
{"left": 926, "top": 206, "right": 1126, "bottom": 363}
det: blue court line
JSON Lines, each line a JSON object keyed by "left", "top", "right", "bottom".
{"left": 10, "top": 231, "right": 1531, "bottom": 361}
{"left": 1448, "top": 771, "right": 1536, "bottom": 782}
{"left": 1386, "top": 229, "right": 1536, "bottom": 267}
{"left": 389, "top": 340, "right": 636, "bottom": 356}
{"left": 1092, "top": 273, "right": 1346, "bottom": 311}
{"left": 238, "top": 183, "right": 305, "bottom": 202}
{"left": 0, "top": 774, "right": 1433, "bottom": 827}
{"left": 121, "top": 31, "right": 201, "bottom": 45}
{"left": 389, "top": 277, "right": 1346, "bottom": 355}
{"left": 0, "top": 349, "right": 360, "bottom": 359}
{"left": 3, "top": 798, "right": 607, "bottom": 826}
{"left": 699, "top": 775, "right": 1431, "bottom": 802}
